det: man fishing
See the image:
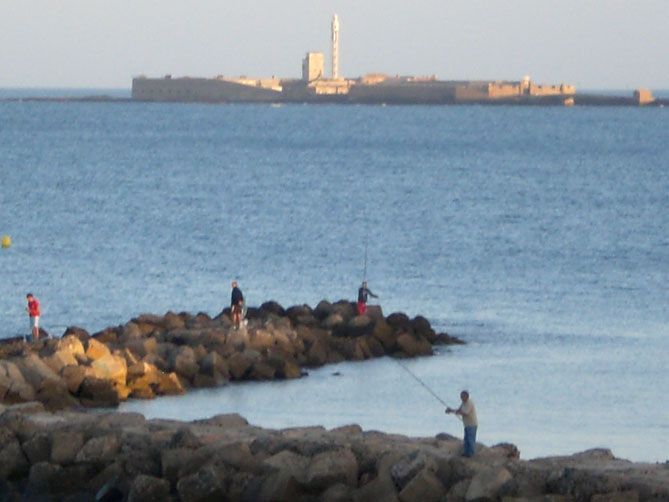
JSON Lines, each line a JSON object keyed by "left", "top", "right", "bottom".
{"left": 26, "top": 293, "right": 40, "bottom": 340}
{"left": 446, "top": 390, "right": 478, "bottom": 457}
{"left": 230, "top": 281, "right": 244, "bottom": 329}
{"left": 357, "top": 281, "right": 378, "bottom": 315}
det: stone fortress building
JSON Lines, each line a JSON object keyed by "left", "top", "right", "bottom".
{"left": 131, "top": 15, "right": 654, "bottom": 106}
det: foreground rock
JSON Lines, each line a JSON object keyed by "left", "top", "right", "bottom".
{"left": 0, "top": 403, "right": 666, "bottom": 502}
{"left": 0, "top": 301, "right": 463, "bottom": 410}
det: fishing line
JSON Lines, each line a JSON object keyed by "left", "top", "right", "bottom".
{"left": 392, "top": 357, "right": 452, "bottom": 409}
{"left": 363, "top": 233, "right": 368, "bottom": 282}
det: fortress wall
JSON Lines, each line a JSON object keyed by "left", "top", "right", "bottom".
{"left": 347, "top": 81, "right": 457, "bottom": 104}
{"left": 132, "top": 77, "right": 283, "bottom": 103}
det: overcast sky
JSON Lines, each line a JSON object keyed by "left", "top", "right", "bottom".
{"left": 1, "top": 0, "right": 667, "bottom": 90}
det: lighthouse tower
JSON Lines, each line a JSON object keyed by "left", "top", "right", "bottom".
{"left": 331, "top": 14, "right": 339, "bottom": 79}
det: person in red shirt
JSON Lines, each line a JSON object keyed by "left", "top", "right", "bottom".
{"left": 26, "top": 293, "right": 40, "bottom": 340}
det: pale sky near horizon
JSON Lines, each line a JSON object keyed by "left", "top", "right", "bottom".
{"left": 1, "top": 1, "right": 667, "bottom": 90}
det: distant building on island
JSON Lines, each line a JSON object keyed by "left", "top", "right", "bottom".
{"left": 131, "top": 15, "right": 654, "bottom": 107}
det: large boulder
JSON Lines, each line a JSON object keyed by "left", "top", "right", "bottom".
{"left": 60, "top": 364, "right": 86, "bottom": 394}
{"left": 119, "top": 321, "right": 142, "bottom": 344}
{"left": 43, "top": 349, "right": 79, "bottom": 374}
{"left": 176, "top": 461, "right": 229, "bottom": 502}
{"left": 61, "top": 326, "right": 90, "bottom": 343}
{"left": 0, "top": 361, "right": 36, "bottom": 403}
{"left": 372, "top": 318, "right": 396, "bottom": 351}
{"left": 314, "top": 300, "right": 334, "bottom": 319}
{"left": 50, "top": 431, "right": 85, "bottom": 465}
{"left": 15, "top": 353, "right": 61, "bottom": 390}
{"left": 77, "top": 376, "right": 119, "bottom": 407}
{"left": 90, "top": 353, "right": 128, "bottom": 386}
{"left": 155, "top": 371, "right": 185, "bottom": 396}
{"left": 22, "top": 432, "right": 51, "bottom": 464}
{"left": 0, "top": 428, "right": 29, "bottom": 479}
{"left": 228, "top": 350, "right": 260, "bottom": 380}
{"left": 346, "top": 315, "right": 374, "bottom": 337}
{"left": 85, "top": 338, "right": 111, "bottom": 360}
{"left": 169, "top": 346, "right": 199, "bottom": 380}
{"left": 398, "top": 467, "right": 446, "bottom": 502}
{"left": 364, "top": 305, "right": 384, "bottom": 322}
{"left": 56, "top": 335, "right": 85, "bottom": 357}
{"left": 128, "top": 474, "right": 171, "bottom": 502}
{"left": 305, "top": 448, "right": 358, "bottom": 491}
{"left": 411, "top": 316, "right": 437, "bottom": 343}
{"left": 259, "top": 301, "right": 286, "bottom": 318}
{"left": 75, "top": 434, "right": 121, "bottom": 465}
{"left": 396, "top": 333, "right": 433, "bottom": 357}
{"left": 34, "top": 378, "right": 79, "bottom": 410}
{"left": 465, "top": 466, "right": 513, "bottom": 501}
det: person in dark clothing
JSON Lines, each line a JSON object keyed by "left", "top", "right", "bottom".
{"left": 230, "top": 281, "right": 244, "bottom": 328}
{"left": 357, "top": 281, "right": 378, "bottom": 315}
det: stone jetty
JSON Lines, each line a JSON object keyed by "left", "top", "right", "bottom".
{"left": 0, "top": 300, "right": 461, "bottom": 410}
{"left": 2, "top": 301, "right": 667, "bottom": 501}
{"left": 0, "top": 403, "right": 667, "bottom": 501}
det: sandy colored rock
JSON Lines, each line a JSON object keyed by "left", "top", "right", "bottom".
{"left": 90, "top": 353, "right": 127, "bottom": 386}
{"left": 86, "top": 338, "right": 111, "bottom": 360}
{"left": 56, "top": 335, "right": 86, "bottom": 357}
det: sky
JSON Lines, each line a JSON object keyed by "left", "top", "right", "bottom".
{"left": 1, "top": 0, "right": 667, "bottom": 90}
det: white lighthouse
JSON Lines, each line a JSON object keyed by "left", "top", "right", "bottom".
{"left": 331, "top": 14, "right": 340, "bottom": 79}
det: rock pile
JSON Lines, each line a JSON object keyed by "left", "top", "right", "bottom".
{"left": 1, "top": 403, "right": 667, "bottom": 502}
{"left": 0, "top": 300, "right": 462, "bottom": 410}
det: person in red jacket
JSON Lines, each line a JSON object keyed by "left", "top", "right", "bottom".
{"left": 26, "top": 293, "right": 40, "bottom": 340}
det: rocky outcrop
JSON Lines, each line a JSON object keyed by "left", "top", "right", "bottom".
{"left": 0, "top": 404, "right": 666, "bottom": 502}
{"left": 0, "top": 300, "right": 462, "bottom": 410}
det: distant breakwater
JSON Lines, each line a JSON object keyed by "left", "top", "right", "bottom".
{"left": 0, "top": 300, "right": 462, "bottom": 410}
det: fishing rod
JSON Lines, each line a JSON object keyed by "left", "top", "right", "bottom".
{"left": 363, "top": 233, "right": 368, "bottom": 282}
{"left": 392, "top": 356, "right": 453, "bottom": 409}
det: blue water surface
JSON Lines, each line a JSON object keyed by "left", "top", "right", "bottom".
{"left": 1, "top": 100, "right": 667, "bottom": 461}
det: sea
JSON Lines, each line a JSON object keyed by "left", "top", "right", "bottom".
{"left": 1, "top": 89, "right": 667, "bottom": 462}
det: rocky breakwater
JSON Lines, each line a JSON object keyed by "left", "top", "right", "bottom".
{"left": 1, "top": 403, "right": 667, "bottom": 502}
{"left": 0, "top": 300, "right": 462, "bottom": 410}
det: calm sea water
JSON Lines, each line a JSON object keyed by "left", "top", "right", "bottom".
{"left": 1, "top": 98, "right": 667, "bottom": 462}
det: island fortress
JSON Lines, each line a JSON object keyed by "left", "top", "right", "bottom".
{"left": 132, "top": 14, "right": 580, "bottom": 106}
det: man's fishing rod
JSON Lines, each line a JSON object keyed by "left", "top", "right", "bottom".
{"left": 392, "top": 357, "right": 453, "bottom": 409}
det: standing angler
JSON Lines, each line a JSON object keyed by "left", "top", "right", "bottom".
{"left": 446, "top": 390, "right": 478, "bottom": 457}
{"left": 26, "top": 293, "right": 40, "bottom": 340}
{"left": 230, "top": 281, "right": 244, "bottom": 329}
{"left": 357, "top": 281, "right": 378, "bottom": 315}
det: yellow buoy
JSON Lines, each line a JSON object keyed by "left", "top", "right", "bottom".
{"left": 1, "top": 235, "right": 11, "bottom": 249}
